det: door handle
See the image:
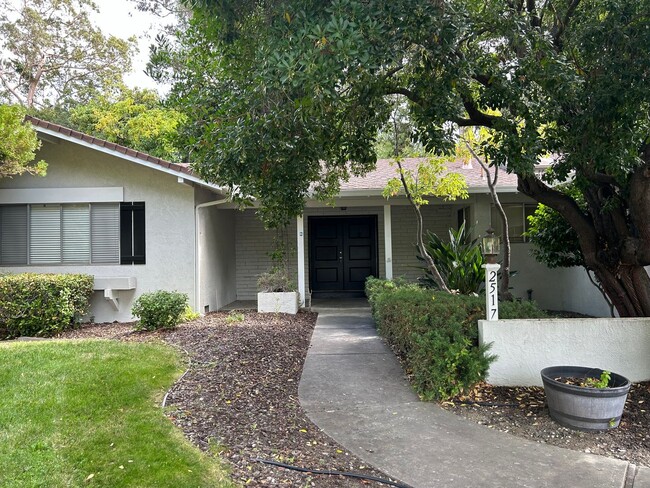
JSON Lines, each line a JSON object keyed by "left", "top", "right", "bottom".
{"left": 339, "top": 250, "right": 343, "bottom": 262}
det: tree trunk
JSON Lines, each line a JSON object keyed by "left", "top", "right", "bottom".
{"left": 465, "top": 143, "right": 513, "bottom": 301}
{"left": 517, "top": 167, "right": 650, "bottom": 317}
{"left": 396, "top": 160, "right": 451, "bottom": 293}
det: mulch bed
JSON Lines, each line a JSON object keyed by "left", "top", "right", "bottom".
{"left": 57, "top": 312, "right": 402, "bottom": 487}
{"left": 440, "top": 381, "right": 650, "bottom": 467}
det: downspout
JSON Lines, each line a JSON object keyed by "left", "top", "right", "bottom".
{"left": 195, "top": 198, "right": 230, "bottom": 313}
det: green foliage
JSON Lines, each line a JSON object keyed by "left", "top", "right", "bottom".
{"left": 180, "top": 305, "right": 201, "bottom": 322}
{"left": 132, "top": 290, "right": 189, "bottom": 331}
{"left": 68, "top": 88, "right": 186, "bottom": 162}
{"left": 225, "top": 311, "right": 245, "bottom": 324}
{"left": 166, "top": 0, "right": 650, "bottom": 314}
{"left": 526, "top": 185, "right": 584, "bottom": 269}
{"left": 0, "top": 340, "right": 234, "bottom": 487}
{"left": 0, "top": 104, "right": 46, "bottom": 178}
{"left": 0, "top": 273, "right": 93, "bottom": 339}
{"left": 0, "top": 0, "right": 136, "bottom": 108}
{"left": 582, "top": 370, "right": 611, "bottom": 389}
{"left": 382, "top": 156, "right": 468, "bottom": 207}
{"left": 420, "top": 223, "right": 485, "bottom": 294}
{"left": 365, "top": 278, "right": 546, "bottom": 400}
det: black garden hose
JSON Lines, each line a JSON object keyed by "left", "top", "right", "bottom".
{"left": 255, "top": 458, "right": 414, "bottom": 488}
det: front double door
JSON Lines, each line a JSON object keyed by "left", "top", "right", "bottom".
{"left": 309, "top": 216, "right": 378, "bottom": 296}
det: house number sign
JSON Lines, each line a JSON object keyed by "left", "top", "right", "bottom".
{"left": 484, "top": 263, "right": 501, "bottom": 321}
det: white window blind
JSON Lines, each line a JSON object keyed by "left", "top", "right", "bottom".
{"left": 0, "top": 205, "right": 28, "bottom": 265}
{"left": 91, "top": 203, "right": 119, "bottom": 264}
{"left": 62, "top": 204, "right": 90, "bottom": 263}
{"left": 29, "top": 204, "right": 62, "bottom": 264}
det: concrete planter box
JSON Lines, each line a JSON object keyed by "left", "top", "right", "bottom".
{"left": 257, "top": 292, "right": 299, "bottom": 314}
{"left": 479, "top": 318, "right": 650, "bottom": 386}
{"left": 541, "top": 366, "right": 631, "bottom": 431}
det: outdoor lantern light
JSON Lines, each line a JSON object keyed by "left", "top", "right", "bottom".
{"left": 482, "top": 227, "right": 500, "bottom": 264}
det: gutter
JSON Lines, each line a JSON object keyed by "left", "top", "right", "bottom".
{"left": 194, "top": 197, "right": 230, "bottom": 312}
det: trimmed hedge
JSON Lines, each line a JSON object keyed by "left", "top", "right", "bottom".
{"left": 366, "top": 277, "right": 546, "bottom": 400}
{"left": 0, "top": 273, "right": 94, "bottom": 339}
{"left": 132, "top": 290, "right": 189, "bottom": 331}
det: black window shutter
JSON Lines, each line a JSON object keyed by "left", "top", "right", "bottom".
{"left": 120, "top": 202, "right": 145, "bottom": 265}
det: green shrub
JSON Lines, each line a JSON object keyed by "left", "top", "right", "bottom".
{"left": 0, "top": 273, "right": 94, "bottom": 339}
{"left": 419, "top": 223, "right": 485, "bottom": 294}
{"left": 179, "top": 305, "right": 200, "bottom": 322}
{"left": 132, "top": 290, "right": 188, "bottom": 331}
{"left": 366, "top": 278, "right": 547, "bottom": 400}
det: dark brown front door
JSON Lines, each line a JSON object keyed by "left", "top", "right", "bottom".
{"left": 309, "top": 216, "right": 378, "bottom": 296}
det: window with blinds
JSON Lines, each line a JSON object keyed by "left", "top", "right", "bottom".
{"left": 0, "top": 203, "right": 125, "bottom": 265}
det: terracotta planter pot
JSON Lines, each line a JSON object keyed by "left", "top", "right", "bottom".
{"left": 540, "top": 366, "right": 631, "bottom": 431}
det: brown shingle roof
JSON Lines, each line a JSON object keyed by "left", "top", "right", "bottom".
{"left": 26, "top": 115, "right": 194, "bottom": 177}
{"left": 340, "top": 157, "right": 519, "bottom": 192}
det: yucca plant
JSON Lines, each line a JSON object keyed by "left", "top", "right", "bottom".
{"left": 418, "top": 223, "right": 485, "bottom": 294}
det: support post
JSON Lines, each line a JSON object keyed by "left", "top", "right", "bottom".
{"left": 297, "top": 215, "right": 306, "bottom": 306}
{"left": 384, "top": 205, "right": 393, "bottom": 280}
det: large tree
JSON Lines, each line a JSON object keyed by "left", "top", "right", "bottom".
{"left": 163, "top": 0, "right": 650, "bottom": 316}
{"left": 0, "top": 0, "right": 136, "bottom": 109}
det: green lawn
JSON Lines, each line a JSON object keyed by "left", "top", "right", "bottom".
{"left": 0, "top": 339, "right": 234, "bottom": 488}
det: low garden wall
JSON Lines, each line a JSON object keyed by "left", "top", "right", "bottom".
{"left": 479, "top": 318, "right": 650, "bottom": 386}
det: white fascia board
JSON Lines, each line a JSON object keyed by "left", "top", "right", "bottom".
{"left": 337, "top": 186, "right": 520, "bottom": 198}
{"left": 467, "top": 186, "right": 519, "bottom": 194}
{"left": 36, "top": 127, "right": 222, "bottom": 192}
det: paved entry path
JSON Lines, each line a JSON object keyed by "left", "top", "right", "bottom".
{"left": 298, "top": 299, "right": 649, "bottom": 488}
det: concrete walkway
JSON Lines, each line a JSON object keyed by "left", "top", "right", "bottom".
{"left": 299, "top": 299, "right": 649, "bottom": 488}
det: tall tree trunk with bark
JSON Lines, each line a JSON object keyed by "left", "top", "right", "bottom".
{"left": 518, "top": 154, "right": 650, "bottom": 317}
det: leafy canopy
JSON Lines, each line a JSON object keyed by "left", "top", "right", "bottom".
{"left": 0, "top": 104, "right": 46, "bottom": 178}
{"left": 69, "top": 88, "right": 186, "bottom": 162}
{"left": 164, "top": 0, "right": 650, "bottom": 314}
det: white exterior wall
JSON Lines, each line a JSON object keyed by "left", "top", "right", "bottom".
{"left": 198, "top": 206, "right": 237, "bottom": 312}
{"left": 480, "top": 318, "right": 650, "bottom": 386}
{"left": 0, "top": 139, "right": 200, "bottom": 322}
{"left": 470, "top": 192, "right": 612, "bottom": 317}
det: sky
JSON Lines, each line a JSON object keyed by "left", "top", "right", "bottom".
{"left": 89, "top": 0, "right": 171, "bottom": 91}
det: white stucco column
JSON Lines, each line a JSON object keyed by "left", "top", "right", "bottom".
{"left": 384, "top": 204, "right": 393, "bottom": 280}
{"left": 297, "top": 215, "right": 306, "bottom": 306}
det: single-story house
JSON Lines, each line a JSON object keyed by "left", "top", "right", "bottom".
{"left": 0, "top": 117, "right": 612, "bottom": 322}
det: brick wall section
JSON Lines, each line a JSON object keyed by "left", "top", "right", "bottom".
{"left": 235, "top": 211, "right": 298, "bottom": 300}
{"left": 235, "top": 204, "right": 454, "bottom": 300}
{"left": 391, "top": 204, "right": 455, "bottom": 282}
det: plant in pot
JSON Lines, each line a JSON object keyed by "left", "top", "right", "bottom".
{"left": 257, "top": 229, "right": 299, "bottom": 314}
{"left": 540, "top": 366, "right": 631, "bottom": 431}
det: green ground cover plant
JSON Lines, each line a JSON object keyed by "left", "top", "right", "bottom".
{"left": 366, "top": 277, "right": 546, "bottom": 400}
{"left": 0, "top": 273, "right": 93, "bottom": 339}
{"left": 0, "top": 340, "right": 233, "bottom": 488}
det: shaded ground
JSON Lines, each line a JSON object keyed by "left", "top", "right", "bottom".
{"left": 58, "top": 312, "right": 402, "bottom": 487}
{"left": 440, "top": 381, "right": 650, "bottom": 467}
